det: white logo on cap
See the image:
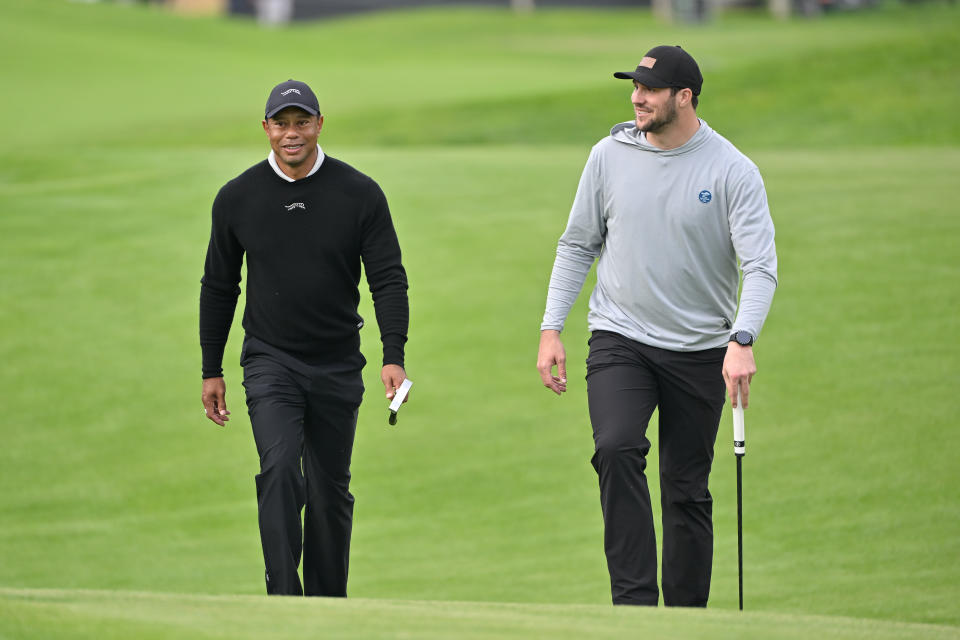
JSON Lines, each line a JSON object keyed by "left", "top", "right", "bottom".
{"left": 285, "top": 202, "right": 306, "bottom": 211}
{"left": 280, "top": 88, "right": 302, "bottom": 96}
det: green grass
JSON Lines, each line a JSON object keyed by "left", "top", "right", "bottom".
{"left": 1, "top": 1, "right": 958, "bottom": 150}
{"left": 3, "top": 588, "right": 959, "bottom": 640}
{"left": 1, "top": 0, "right": 959, "bottom": 637}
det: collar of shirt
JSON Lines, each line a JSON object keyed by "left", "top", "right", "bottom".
{"left": 267, "top": 145, "right": 325, "bottom": 182}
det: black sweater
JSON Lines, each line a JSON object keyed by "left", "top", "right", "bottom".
{"left": 199, "top": 156, "right": 408, "bottom": 378}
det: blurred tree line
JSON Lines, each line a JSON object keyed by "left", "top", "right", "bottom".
{"left": 108, "top": 0, "right": 943, "bottom": 24}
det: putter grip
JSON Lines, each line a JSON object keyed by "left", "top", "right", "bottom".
{"left": 733, "top": 389, "right": 745, "bottom": 455}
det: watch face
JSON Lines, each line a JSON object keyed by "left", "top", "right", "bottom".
{"left": 736, "top": 331, "right": 753, "bottom": 346}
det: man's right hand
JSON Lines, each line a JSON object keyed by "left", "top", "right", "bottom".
{"left": 537, "top": 329, "right": 568, "bottom": 395}
{"left": 202, "top": 377, "right": 231, "bottom": 426}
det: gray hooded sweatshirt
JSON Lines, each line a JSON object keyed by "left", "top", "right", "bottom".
{"left": 541, "top": 119, "right": 777, "bottom": 351}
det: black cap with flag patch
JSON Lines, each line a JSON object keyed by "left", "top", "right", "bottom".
{"left": 265, "top": 79, "right": 320, "bottom": 119}
{"left": 614, "top": 45, "right": 703, "bottom": 96}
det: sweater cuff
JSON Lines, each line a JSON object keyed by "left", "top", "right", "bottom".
{"left": 381, "top": 334, "right": 406, "bottom": 369}
{"left": 201, "top": 343, "right": 226, "bottom": 379}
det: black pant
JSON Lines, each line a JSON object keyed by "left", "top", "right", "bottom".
{"left": 586, "top": 330, "right": 726, "bottom": 607}
{"left": 241, "top": 336, "right": 365, "bottom": 596}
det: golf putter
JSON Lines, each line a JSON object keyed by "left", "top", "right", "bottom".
{"left": 733, "top": 387, "right": 745, "bottom": 611}
{"left": 388, "top": 378, "right": 413, "bottom": 425}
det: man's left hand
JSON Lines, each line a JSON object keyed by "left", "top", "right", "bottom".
{"left": 382, "top": 364, "right": 409, "bottom": 403}
{"left": 722, "top": 343, "right": 757, "bottom": 409}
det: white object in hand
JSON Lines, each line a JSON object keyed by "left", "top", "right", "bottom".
{"left": 733, "top": 388, "right": 745, "bottom": 456}
{"left": 389, "top": 378, "right": 413, "bottom": 413}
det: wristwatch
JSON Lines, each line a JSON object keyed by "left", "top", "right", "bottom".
{"left": 730, "top": 330, "right": 754, "bottom": 346}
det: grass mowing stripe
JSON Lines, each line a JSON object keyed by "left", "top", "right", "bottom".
{"left": 1, "top": 588, "right": 958, "bottom": 640}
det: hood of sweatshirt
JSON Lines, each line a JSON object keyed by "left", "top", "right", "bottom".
{"left": 610, "top": 118, "right": 713, "bottom": 156}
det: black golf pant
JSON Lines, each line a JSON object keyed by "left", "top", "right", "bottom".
{"left": 241, "top": 336, "right": 365, "bottom": 597}
{"left": 586, "top": 330, "right": 726, "bottom": 607}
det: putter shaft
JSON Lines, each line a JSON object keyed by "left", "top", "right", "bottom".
{"left": 737, "top": 453, "right": 743, "bottom": 611}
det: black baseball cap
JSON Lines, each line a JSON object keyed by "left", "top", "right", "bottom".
{"left": 264, "top": 79, "right": 320, "bottom": 119}
{"left": 614, "top": 45, "right": 703, "bottom": 96}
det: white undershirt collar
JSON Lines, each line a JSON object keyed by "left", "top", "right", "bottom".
{"left": 268, "top": 144, "right": 325, "bottom": 182}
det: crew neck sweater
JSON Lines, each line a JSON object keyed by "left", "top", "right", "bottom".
{"left": 200, "top": 155, "right": 408, "bottom": 378}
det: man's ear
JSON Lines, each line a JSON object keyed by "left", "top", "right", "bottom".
{"left": 262, "top": 119, "right": 269, "bottom": 133}
{"left": 317, "top": 114, "right": 324, "bottom": 132}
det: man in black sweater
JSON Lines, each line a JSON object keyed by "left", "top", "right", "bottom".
{"left": 199, "top": 79, "right": 409, "bottom": 596}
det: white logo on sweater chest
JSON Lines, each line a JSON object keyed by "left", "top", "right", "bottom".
{"left": 284, "top": 202, "right": 306, "bottom": 212}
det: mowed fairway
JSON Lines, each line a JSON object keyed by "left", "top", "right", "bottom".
{"left": 0, "top": 1, "right": 958, "bottom": 638}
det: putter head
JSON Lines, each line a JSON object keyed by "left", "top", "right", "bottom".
{"left": 386, "top": 378, "right": 412, "bottom": 426}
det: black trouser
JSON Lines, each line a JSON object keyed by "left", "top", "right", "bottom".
{"left": 586, "top": 330, "right": 726, "bottom": 607}
{"left": 240, "top": 336, "right": 365, "bottom": 597}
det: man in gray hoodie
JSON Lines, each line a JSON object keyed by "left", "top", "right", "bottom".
{"left": 537, "top": 46, "right": 777, "bottom": 607}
